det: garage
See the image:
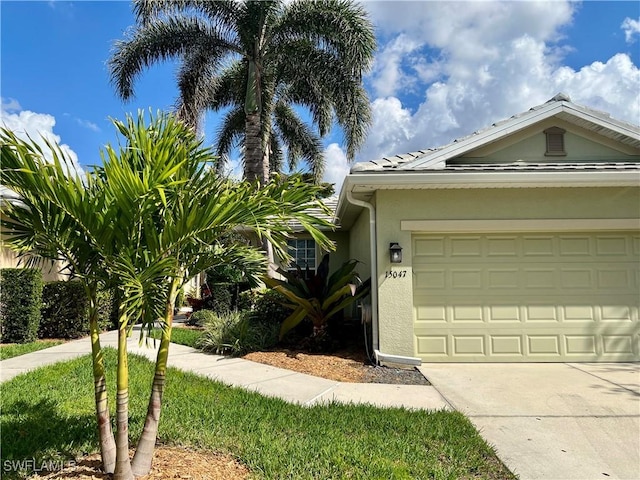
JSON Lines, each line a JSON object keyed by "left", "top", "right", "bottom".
{"left": 413, "top": 231, "right": 640, "bottom": 362}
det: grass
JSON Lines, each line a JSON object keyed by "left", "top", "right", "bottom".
{"left": 1, "top": 349, "right": 515, "bottom": 480}
{"left": 150, "top": 325, "right": 202, "bottom": 348}
{"left": 0, "top": 340, "right": 65, "bottom": 360}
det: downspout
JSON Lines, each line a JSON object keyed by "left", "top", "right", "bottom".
{"left": 345, "top": 190, "right": 421, "bottom": 367}
{"left": 346, "top": 190, "right": 380, "bottom": 354}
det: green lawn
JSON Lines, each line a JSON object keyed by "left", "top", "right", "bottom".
{"left": 166, "top": 325, "right": 202, "bottom": 348}
{"left": 1, "top": 349, "right": 515, "bottom": 480}
{"left": 0, "top": 340, "right": 64, "bottom": 360}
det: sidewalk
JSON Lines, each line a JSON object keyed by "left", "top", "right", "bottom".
{"left": 0, "top": 328, "right": 450, "bottom": 411}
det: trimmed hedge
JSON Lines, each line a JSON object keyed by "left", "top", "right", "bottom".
{"left": 40, "top": 281, "right": 89, "bottom": 339}
{"left": 0, "top": 268, "right": 44, "bottom": 343}
{"left": 96, "top": 288, "right": 119, "bottom": 331}
{"left": 39, "top": 281, "right": 117, "bottom": 339}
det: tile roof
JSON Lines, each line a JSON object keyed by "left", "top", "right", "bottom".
{"left": 351, "top": 94, "right": 640, "bottom": 173}
{"left": 288, "top": 195, "right": 339, "bottom": 231}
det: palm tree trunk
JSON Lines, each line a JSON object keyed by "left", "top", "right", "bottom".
{"left": 245, "top": 112, "right": 264, "bottom": 184}
{"left": 88, "top": 288, "right": 116, "bottom": 474}
{"left": 114, "top": 313, "right": 134, "bottom": 480}
{"left": 131, "top": 282, "right": 178, "bottom": 476}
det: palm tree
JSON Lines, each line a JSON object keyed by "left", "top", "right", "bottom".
{"left": 1, "top": 111, "right": 335, "bottom": 478}
{"left": 0, "top": 132, "right": 118, "bottom": 474}
{"left": 108, "top": 0, "right": 375, "bottom": 184}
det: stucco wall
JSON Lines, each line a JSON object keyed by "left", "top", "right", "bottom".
{"left": 0, "top": 246, "right": 68, "bottom": 281}
{"left": 461, "top": 118, "right": 640, "bottom": 162}
{"left": 347, "top": 207, "right": 371, "bottom": 281}
{"left": 374, "top": 186, "right": 640, "bottom": 357}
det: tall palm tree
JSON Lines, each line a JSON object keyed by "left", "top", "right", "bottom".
{"left": 1, "top": 112, "right": 335, "bottom": 478}
{"left": 109, "top": 0, "right": 375, "bottom": 184}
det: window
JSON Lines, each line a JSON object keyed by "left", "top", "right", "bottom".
{"left": 287, "top": 239, "right": 316, "bottom": 274}
{"left": 544, "top": 127, "right": 566, "bottom": 156}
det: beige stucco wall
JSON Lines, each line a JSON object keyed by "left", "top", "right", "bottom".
{"left": 373, "top": 186, "right": 640, "bottom": 357}
{"left": 462, "top": 118, "right": 639, "bottom": 162}
{"left": 347, "top": 207, "right": 372, "bottom": 281}
{"left": 1, "top": 245, "right": 68, "bottom": 282}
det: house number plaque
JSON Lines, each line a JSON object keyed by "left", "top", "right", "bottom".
{"left": 384, "top": 270, "right": 407, "bottom": 279}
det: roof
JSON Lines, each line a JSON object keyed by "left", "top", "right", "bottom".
{"left": 289, "top": 195, "right": 339, "bottom": 231}
{"left": 336, "top": 94, "right": 640, "bottom": 228}
{"left": 352, "top": 93, "right": 640, "bottom": 173}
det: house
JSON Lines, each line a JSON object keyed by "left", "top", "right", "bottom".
{"left": 301, "top": 94, "right": 639, "bottom": 363}
{"left": 0, "top": 186, "right": 68, "bottom": 281}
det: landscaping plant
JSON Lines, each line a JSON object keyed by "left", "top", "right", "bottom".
{"left": 264, "top": 254, "right": 371, "bottom": 341}
{"left": 1, "top": 111, "right": 333, "bottom": 479}
{"left": 198, "top": 310, "right": 279, "bottom": 356}
{"left": 0, "top": 268, "right": 43, "bottom": 343}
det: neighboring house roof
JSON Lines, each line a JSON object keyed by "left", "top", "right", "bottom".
{"left": 289, "top": 195, "right": 339, "bottom": 232}
{"left": 336, "top": 94, "right": 640, "bottom": 227}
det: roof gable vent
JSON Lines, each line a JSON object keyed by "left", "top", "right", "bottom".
{"left": 544, "top": 127, "right": 566, "bottom": 156}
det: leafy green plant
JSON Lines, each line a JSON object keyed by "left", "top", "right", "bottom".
{"left": 186, "top": 310, "right": 217, "bottom": 328}
{"left": 252, "top": 289, "right": 291, "bottom": 325}
{"left": 264, "top": 254, "right": 371, "bottom": 340}
{"left": 197, "top": 311, "right": 278, "bottom": 356}
{"left": 0, "top": 268, "right": 43, "bottom": 343}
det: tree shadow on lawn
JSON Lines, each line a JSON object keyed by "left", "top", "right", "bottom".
{"left": 1, "top": 398, "right": 97, "bottom": 477}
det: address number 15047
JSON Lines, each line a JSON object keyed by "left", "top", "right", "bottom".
{"left": 384, "top": 270, "right": 407, "bottom": 279}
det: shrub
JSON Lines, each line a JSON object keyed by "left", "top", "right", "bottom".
{"left": 197, "top": 310, "right": 278, "bottom": 356}
{"left": 0, "top": 268, "right": 43, "bottom": 343}
{"left": 237, "top": 289, "right": 260, "bottom": 311}
{"left": 96, "top": 288, "right": 119, "bottom": 331}
{"left": 252, "top": 289, "right": 291, "bottom": 325}
{"left": 186, "top": 309, "right": 217, "bottom": 327}
{"left": 264, "top": 254, "right": 371, "bottom": 341}
{"left": 40, "top": 280, "right": 90, "bottom": 339}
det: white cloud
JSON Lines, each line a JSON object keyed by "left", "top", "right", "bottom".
{"left": 351, "top": 0, "right": 640, "bottom": 168}
{"left": 371, "top": 34, "right": 421, "bottom": 97}
{"left": 322, "top": 143, "right": 350, "bottom": 192}
{"left": 1, "top": 98, "right": 84, "bottom": 176}
{"left": 76, "top": 118, "right": 100, "bottom": 132}
{"left": 1, "top": 97, "right": 22, "bottom": 112}
{"left": 621, "top": 17, "right": 640, "bottom": 43}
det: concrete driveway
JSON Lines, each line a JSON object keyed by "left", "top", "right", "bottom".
{"left": 418, "top": 363, "right": 640, "bottom": 480}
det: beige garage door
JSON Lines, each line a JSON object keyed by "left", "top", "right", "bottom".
{"left": 413, "top": 232, "right": 640, "bottom": 362}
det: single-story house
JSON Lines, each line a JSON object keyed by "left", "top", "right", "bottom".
{"left": 292, "top": 94, "right": 640, "bottom": 363}
{"left": 0, "top": 186, "right": 69, "bottom": 281}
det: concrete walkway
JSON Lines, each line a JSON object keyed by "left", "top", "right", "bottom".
{"left": 0, "top": 328, "right": 449, "bottom": 411}
{"left": 418, "top": 363, "right": 640, "bottom": 480}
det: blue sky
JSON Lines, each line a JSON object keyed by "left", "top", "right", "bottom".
{"left": 2, "top": 1, "right": 639, "bottom": 189}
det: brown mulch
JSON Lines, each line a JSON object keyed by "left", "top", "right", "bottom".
{"left": 243, "top": 347, "right": 430, "bottom": 385}
{"left": 30, "top": 447, "right": 250, "bottom": 480}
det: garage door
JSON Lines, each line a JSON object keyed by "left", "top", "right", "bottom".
{"left": 413, "top": 232, "right": 640, "bottom": 362}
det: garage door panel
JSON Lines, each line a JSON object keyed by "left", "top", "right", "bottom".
{"left": 413, "top": 232, "right": 640, "bottom": 362}
{"left": 415, "top": 331, "right": 639, "bottom": 361}
{"left": 414, "top": 264, "right": 637, "bottom": 294}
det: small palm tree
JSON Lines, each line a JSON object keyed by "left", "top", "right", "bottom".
{"left": 1, "top": 133, "right": 118, "bottom": 473}
{"left": 109, "top": 0, "right": 376, "bottom": 184}
{"left": 1, "top": 111, "right": 335, "bottom": 478}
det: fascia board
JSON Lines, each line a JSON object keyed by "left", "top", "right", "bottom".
{"left": 559, "top": 103, "right": 640, "bottom": 140}
{"left": 345, "top": 170, "right": 640, "bottom": 189}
